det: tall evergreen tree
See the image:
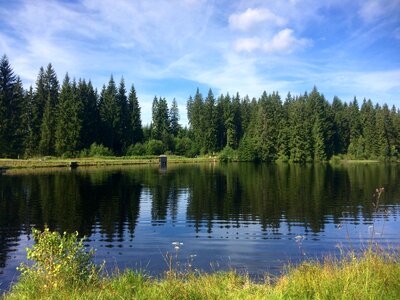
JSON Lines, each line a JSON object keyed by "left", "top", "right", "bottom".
{"left": 99, "top": 76, "right": 119, "bottom": 152}
{"left": 79, "top": 80, "right": 99, "bottom": 149}
{"left": 10, "top": 77, "right": 25, "bottom": 156}
{"left": 204, "top": 89, "right": 217, "bottom": 153}
{"left": 187, "top": 89, "right": 205, "bottom": 152}
{"left": 55, "top": 74, "right": 82, "bottom": 156}
{"left": 128, "top": 84, "right": 143, "bottom": 144}
{"left": 38, "top": 63, "right": 59, "bottom": 156}
{"left": 116, "top": 77, "right": 130, "bottom": 152}
{"left": 169, "top": 98, "right": 181, "bottom": 137}
{"left": 22, "top": 86, "right": 35, "bottom": 157}
{"left": 0, "top": 55, "right": 17, "bottom": 157}
{"left": 39, "top": 94, "right": 55, "bottom": 155}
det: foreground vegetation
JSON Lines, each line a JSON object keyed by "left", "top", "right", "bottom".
{"left": 3, "top": 228, "right": 400, "bottom": 300}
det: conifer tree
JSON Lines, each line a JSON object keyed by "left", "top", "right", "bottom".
{"left": 79, "top": 80, "right": 99, "bottom": 149}
{"left": 99, "top": 76, "right": 119, "bottom": 152}
{"left": 55, "top": 74, "right": 82, "bottom": 156}
{"left": 10, "top": 77, "right": 25, "bottom": 157}
{"left": 204, "top": 89, "right": 217, "bottom": 153}
{"left": 23, "top": 86, "right": 35, "bottom": 157}
{"left": 38, "top": 64, "right": 59, "bottom": 156}
{"left": 128, "top": 84, "right": 143, "bottom": 144}
{"left": 0, "top": 55, "right": 17, "bottom": 157}
{"left": 170, "top": 98, "right": 181, "bottom": 137}
{"left": 39, "top": 94, "right": 55, "bottom": 155}
{"left": 116, "top": 77, "right": 130, "bottom": 152}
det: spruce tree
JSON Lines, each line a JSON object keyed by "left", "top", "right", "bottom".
{"left": 116, "top": 77, "right": 130, "bottom": 153}
{"left": 79, "top": 80, "right": 99, "bottom": 149}
{"left": 10, "top": 77, "right": 25, "bottom": 157}
{"left": 99, "top": 76, "right": 119, "bottom": 152}
{"left": 0, "top": 55, "right": 17, "bottom": 157}
{"left": 38, "top": 63, "right": 59, "bottom": 156}
{"left": 31, "top": 67, "right": 46, "bottom": 155}
{"left": 55, "top": 74, "right": 82, "bottom": 156}
{"left": 204, "top": 89, "right": 217, "bottom": 153}
{"left": 169, "top": 98, "right": 181, "bottom": 137}
{"left": 39, "top": 94, "right": 54, "bottom": 155}
{"left": 128, "top": 84, "right": 143, "bottom": 144}
{"left": 22, "top": 86, "right": 35, "bottom": 157}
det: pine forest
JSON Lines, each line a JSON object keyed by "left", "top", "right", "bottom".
{"left": 1, "top": 55, "right": 399, "bottom": 162}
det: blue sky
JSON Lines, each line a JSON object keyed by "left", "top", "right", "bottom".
{"left": 0, "top": 0, "right": 399, "bottom": 125}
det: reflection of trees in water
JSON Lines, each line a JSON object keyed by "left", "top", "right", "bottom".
{"left": 184, "top": 163, "right": 400, "bottom": 234}
{"left": 1, "top": 164, "right": 400, "bottom": 273}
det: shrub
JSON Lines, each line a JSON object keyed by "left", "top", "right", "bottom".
{"left": 17, "top": 227, "right": 98, "bottom": 289}
{"left": 88, "top": 143, "right": 113, "bottom": 157}
{"left": 174, "top": 137, "right": 192, "bottom": 157}
{"left": 126, "top": 143, "right": 146, "bottom": 156}
{"left": 219, "top": 146, "right": 238, "bottom": 162}
{"left": 145, "top": 139, "right": 165, "bottom": 155}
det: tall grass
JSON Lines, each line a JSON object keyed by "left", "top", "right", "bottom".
{"left": 3, "top": 230, "right": 399, "bottom": 300}
{"left": 3, "top": 188, "right": 400, "bottom": 299}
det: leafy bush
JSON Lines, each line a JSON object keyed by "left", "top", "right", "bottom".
{"left": 126, "top": 143, "right": 146, "bottom": 156}
{"left": 174, "top": 137, "right": 193, "bottom": 157}
{"left": 88, "top": 143, "right": 113, "bottom": 157}
{"left": 219, "top": 146, "right": 238, "bottom": 162}
{"left": 17, "top": 227, "right": 98, "bottom": 289}
{"left": 145, "top": 139, "right": 165, "bottom": 155}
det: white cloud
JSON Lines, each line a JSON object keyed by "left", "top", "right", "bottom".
{"left": 234, "top": 29, "right": 310, "bottom": 54}
{"left": 263, "top": 28, "right": 311, "bottom": 53}
{"left": 234, "top": 37, "right": 261, "bottom": 52}
{"left": 229, "top": 8, "right": 286, "bottom": 31}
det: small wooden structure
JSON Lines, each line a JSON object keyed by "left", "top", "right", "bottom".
{"left": 159, "top": 155, "right": 167, "bottom": 168}
{"left": 69, "top": 161, "right": 78, "bottom": 169}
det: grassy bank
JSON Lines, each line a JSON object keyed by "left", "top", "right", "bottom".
{"left": 0, "top": 155, "right": 217, "bottom": 170}
{"left": 4, "top": 250, "right": 400, "bottom": 300}
{"left": 3, "top": 229, "right": 400, "bottom": 300}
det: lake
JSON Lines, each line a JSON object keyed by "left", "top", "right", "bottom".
{"left": 1, "top": 163, "right": 400, "bottom": 291}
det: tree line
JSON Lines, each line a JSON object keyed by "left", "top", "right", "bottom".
{"left": 1, "top": 54, "right": 399, "bottom": 161}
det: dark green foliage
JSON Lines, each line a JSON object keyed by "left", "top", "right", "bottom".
{"left": 145, "top": 139, "right": 165, "bottom": 155}
{"left": 1, "top": 53, "right": 400, "bottom": 161}
{"left": 99, "top": 76, "right": 120, "bottom": 152}
{"left": 128, "top": 84, "right": 143, "bottom": 144}
{"left": 79, "top": 80, "right": 99, "bottom": 149}
{"left": 204, "top": 89, "right": 217, "bottom": 153}
{"left": 88, "top": 143, "right": 113, "bottom": 157}
{"left": 126, "top": 143, "right": 146, "bottom": 156}
{"left": 0, "top": 55, "right": 18, "bottom": 157}
{"left": 116, "top": 78, "right": 131, "bottom": 153}
{"left": 174, "top": 137, "right": 193, "bottom": 156}
{"left": 39, "top": 94, "right": 55, "bottom": 156}
{"left": 22, "top": 86, "right": 35, "bottom": 157}
{"left": 170, "top": 98, "right": 180, "bottom": 137}
{"left": 55, "top": 74, "right": 82, "bottom": 156}
{"left": 38, "top": 64, "right": 59, "bottom": 156}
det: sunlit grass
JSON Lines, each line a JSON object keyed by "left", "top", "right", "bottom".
{"left": 0, "top": 155, "right": 215, "bottom": 169}
{"left": 4, "top": 247, "right": 399, "bottom": 300}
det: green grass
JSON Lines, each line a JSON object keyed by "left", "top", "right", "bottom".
{"left": 0, "top": 155, "right": 217, "bottom": 169}
{"left": 4, "top": 249, "right": 400, "bottom": 300}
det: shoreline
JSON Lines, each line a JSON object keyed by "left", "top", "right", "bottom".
{"left": 0, "top": 156, "right": 218, "bottom": 170}
{"left": 0, "top": 156, "right": 390, "bottom": 171}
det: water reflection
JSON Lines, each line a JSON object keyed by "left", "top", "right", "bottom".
{"left": 1, "top": 163, "right": 400, "bottom": 290}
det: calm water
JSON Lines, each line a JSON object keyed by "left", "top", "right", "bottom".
{"left": 1, "top": 163, "right": 400, "bottom": 291}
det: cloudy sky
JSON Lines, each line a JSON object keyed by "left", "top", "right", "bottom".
{"left": 0, "top": 0, "right": 399, "bottom": 124}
